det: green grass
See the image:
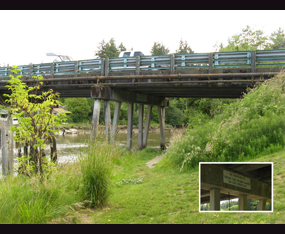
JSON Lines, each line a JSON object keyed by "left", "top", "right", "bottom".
{"left": 60, "top": 147, "right": 283, "bottom": 224}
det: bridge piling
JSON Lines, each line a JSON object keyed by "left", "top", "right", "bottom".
{"left": 138, "top": 104, "right": 144, "bottom": 150}
{"left": 143, "top": 105, "right": 152, "bottom": 148}
{"left": 127, "top": 103, "right": 134, "bottom": 150}
{"left": 104, "top": 100, "right": 111, "bottom": 142}
{"left": 158, "top": 106, "right": 166, "bottom": 150}
{"left": 111, "top": 101, "right": 121, "bottom": 144}
{"left": 90, "top": 99, "right": 101, "bottom": 141}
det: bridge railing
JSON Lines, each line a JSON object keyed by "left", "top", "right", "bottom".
{"left": 1, "top": 49, "right": 285, "bottom": 78}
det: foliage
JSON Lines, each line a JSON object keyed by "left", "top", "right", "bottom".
{"left": 64, "top": 98, "right": 91, "bottom": 123}
{"left": 166, "top": 72, "right": 285, "bottom": 170}
{"left": 4, "top": 66, "right": 64, "bottom": 175}
{"left": 220, "top": 25, "right": 270, "bottom": 51}
{"left": 175, "top": 39, "right": 194, "bottom": 54}
{"left": 165, "top": 98, "right": 184, "bottom": 126}
{"left": 269, "top": 27, "right": 285, "bottom": 50}
{"left": 150, "top": 42, "right": 170, "bottom": 56}
{"left": 95, "top": 38, "right": 126, "bottom": 58}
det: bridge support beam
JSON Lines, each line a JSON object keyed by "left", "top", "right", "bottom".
{"left": 90, "top": 99, "right": 101, "bottom": 141}
{"left": 104, "top": 100, "right": 111, "bottom": 142}
{"left": 143, "top": 105, "right": 152, "bottom": 148}
{"left": 138, "top": 104, "right": 144, "bottom": 150}
{"left": 238, "top": 195, "right": 248, "bottom": 211}
{"left": 127, "top": 103, "right": 134, "bottom": 150}
{"left": 111, "top": 101, "right": 121, "bottom": 144}
{"left": 91, "top": 86, "right": 169, "bottom": 150}
{"left": 158, "top": 106, "right": 166, "bottom": 150}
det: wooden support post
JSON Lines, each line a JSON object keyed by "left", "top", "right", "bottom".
{"left": 258, "top": 199, "right": 266, "bottom": 211}
{"left": 143, "top": 105, "right": 152, "bottom": 148}
{"left": 111, "top": 101, "right": 121, "bottom": 144}
{"left": 101, "top": 58, "right": 105, "bottom": 76}
{"left": 104, "top": 100, "right": 111, "bottom": 142}
{"left": 90, "top": 99, "right": 101, "bottom": 141}
{"left": 127, "top": 103, "right": 134, "bottom": 150}
{"left": 105, "top": 58, "right": 109, "bottom": 79}
{"left": 210, "top": 188, "right": 220, "bottom": 211}
{"left": 138, "top": 103, "right": 144, "bottom": 150}
{"left": 170, "top": 54, "right": 174, "bottom": 75}
{"left": 1, "top": 116, "right": 14, "bottom": 176}
{"left": 238, "top": 195, "right": 248, "bottom": 211}
{"left": 158, "top": 106, "right": 166, "bottom": 150}
{"left": 251, "top": 51, "right": 256, "bottom": 73}
{"left": 74, "top": 61, "right": 78, "bottom": 77}
{"left": 208, "top": 53, "right": 213, "bottom": 73}
{"left": 136, "top": 56, "right": 140, "bottom": 75}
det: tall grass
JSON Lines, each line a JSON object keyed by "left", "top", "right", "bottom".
{"left": 0, "top": 162, "right": 82, "bottom": 223}
{"left": 79, "top": 139, "right": 122, "bottom": 208}
{"left": 166, "top": 72, "right": 285, "bottom": 170}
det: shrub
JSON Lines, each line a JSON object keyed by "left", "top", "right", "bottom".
{"left": 166, "top": 71, "right": 285, "bottom": 170}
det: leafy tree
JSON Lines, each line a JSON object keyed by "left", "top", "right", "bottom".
{"left": 64, "top": 98, "right": 91, "bottom": 123}
{"left": 165, "top": 99, "right": 184, "bottom": 126}
{"left": 175, "top": 39, "right": 194, "bottom": 54}
{"left": 5, "top": 66, "right": 63, "bottom": 175}
{"left": 220, "top": 25, "right": 270, "bottom": 52}
{"left": 269, "top": 27, "right": 285, "bottom": 49}
{"left": 95, "top": 38, "right": 126, "bottom": 58}
{"left": 150, "top": 42, "right": 170, "bottom": 56}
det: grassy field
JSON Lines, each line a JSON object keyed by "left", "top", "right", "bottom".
{"left": 50, "top": 147, "right": 284, "bottom": 224}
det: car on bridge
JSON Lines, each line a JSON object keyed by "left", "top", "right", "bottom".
{"left": 119, "top": 51, "right": 144, "bottom": 57}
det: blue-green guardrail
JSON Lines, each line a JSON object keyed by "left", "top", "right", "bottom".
{"left": 1, "top": 49, "right": 285, "bottom": 78}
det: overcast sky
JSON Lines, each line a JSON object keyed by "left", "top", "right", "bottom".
{"left": 0, "top": 10, "right": 284, "bottom": 66}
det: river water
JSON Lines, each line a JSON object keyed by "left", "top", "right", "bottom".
{"left": 0, "top": 130, "right": 174, "bottom": 176}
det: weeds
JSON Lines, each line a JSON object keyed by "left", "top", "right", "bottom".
{"left": 166, "top": 71, "right": 285, "bottom": 170}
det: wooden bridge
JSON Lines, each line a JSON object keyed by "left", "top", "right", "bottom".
{"left": 0, "top": 49, "right": 285, "bottom": 150}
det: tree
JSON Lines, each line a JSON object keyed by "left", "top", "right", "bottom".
{"left": 175, "top": 39, "right": 194, "bottom": 54}
{"left": 150, "top": 42, "right": 170, "bottom": 56}
{"left": 5, "top": 66, "right": 63, "bottom": 175}
{"left": 269, "top": 27, "right": 285, "bottom": 50}
{"left": 220, "top": 25, "right": 270, "bottom": 52}
{"left": 64, "top": 98, "right": 91, "bottom": 123}
{"left": 95, "top": 38, "right": 126, "bottom": 58}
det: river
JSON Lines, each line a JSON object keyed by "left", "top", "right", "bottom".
{"left": 0, "top": 130, "right": 175, "bottom": 176}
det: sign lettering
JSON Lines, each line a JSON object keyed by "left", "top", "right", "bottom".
{"left": 223, "top": 170, "right": 251, "bottom": 190}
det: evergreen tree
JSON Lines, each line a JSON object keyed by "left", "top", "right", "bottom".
{"left": 175, "top": 39, "right": 194, "bottom": 54}
{"left": 95, "top": 38, "right": 126, "bottom": 58}
{"left": 269, "top": 27, "right": 285, "bottom": 50}
{"left": 150, "top": 42, "right": 170, "bottom": 55}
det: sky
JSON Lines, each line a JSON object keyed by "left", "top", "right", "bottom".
{"left": 0, "top": 10, "right": 285, "bottom": 66}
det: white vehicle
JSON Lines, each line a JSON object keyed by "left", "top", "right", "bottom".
{"left": 44, "top": 53, "right": 73, "bottom": 63}
{"left": 119, "top": 51, "right": 144, "bottom": 57}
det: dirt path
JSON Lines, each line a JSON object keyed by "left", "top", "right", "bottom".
{"left": 145, "top": 155, "right": 165, "bottom": 168}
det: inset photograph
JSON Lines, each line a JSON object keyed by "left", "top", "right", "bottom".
{"left": 199, "top": 162, "right": 272, "bottom": 212}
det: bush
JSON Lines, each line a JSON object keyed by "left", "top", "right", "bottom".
{"left": 166, "top": 72, "right": 285, "bottom": 170}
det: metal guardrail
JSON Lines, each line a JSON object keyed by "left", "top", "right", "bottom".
{"left": 1, "top": 49, "right": 285, "bottom": 78}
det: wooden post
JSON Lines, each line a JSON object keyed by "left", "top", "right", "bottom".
{"left": 210, "top": 188, "right": 220, "bottom": 211}
{"left": 127, "top": 103, "right": 134, "bottom": 150}
{"left": 208, "top": 53, "right": 213, "bottom": 73}
{"left": 1, "top": 115, "right": 14, "bottom": 176}
{"left": 158, "top": 106, "right": 166, "bottom": 150}
{"left": 90, "top": 99, "right": 101, "bottom": 141}
{"left": 238, "top": 195, "right": 248, "bottom": 211}
{"left": 143, "top": 105, "right": 152, "bottom": 148}
{"left": 251, "top": 51, "right": 256, "bottom": 73}
{"left": 105, "top": 58, "right": 109, "bottom": 78}
{"left": 138, "top": 104, "right": 144, "bottom": 149}
{"left": 112, "top": 101, "right": 121, "bottom": 144}
{"left": 136, "top": 56, "right": 140, "bottom": 75}
{"left": 170, "top": 54, "right": 174, "bottom": 75}
{"left": 101, "top": 58, "right": 105, "bottom": 76}
{"left": 258, "top": 199, "right": 266, "bottom": 211}
{"left": 74, "top": 61, "right": 78, "bottom": 77}
{"left": 104, "top": 100, "right": 111, "bottom": 142}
